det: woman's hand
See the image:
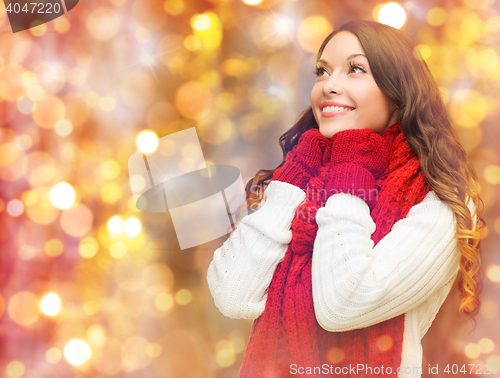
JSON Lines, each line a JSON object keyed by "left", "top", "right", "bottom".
{"left": 272, "top": 128, "right": 332, "bottom": 191}
{"left": 324, "top": 128, "right": 390, "bottom": 209}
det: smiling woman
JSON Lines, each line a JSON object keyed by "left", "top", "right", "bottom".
{"left": 207, "top": 20, "right": 485, "bottom": 378}
{"left": 310, "top": 31, "right": 400, "bottom": 138}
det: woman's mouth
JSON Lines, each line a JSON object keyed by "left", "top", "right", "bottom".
{"left": 321, "top": 106, "right": 355, "bottom": 117}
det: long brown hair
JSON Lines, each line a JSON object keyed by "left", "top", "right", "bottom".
{"left": 237, "top": 20, "right": 485, "bottom": 325}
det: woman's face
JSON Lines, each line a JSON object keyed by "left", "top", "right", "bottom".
{"left": 310, "top": 31, "right": 400, "bottom": 139}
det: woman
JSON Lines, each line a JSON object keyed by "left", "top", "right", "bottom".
{"left": 207, "top": 20, "right": 484, "bottom": 377}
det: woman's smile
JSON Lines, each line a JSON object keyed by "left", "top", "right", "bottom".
{"left": 321, "top": 107, "right": 355, "bottom": 117}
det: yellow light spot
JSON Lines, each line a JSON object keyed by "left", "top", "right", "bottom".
{"left": 486, "top": 16, "right": 500, "bottom": 32}
{"left": 46, "top": 347, "right": 62, "bottom": 364}
{"left": 64, "top": 339, "right": 92, "bottom": 366}
{"left": 50, "top": 182, "right": 76, "bottom": 210}
{"left": 216, "top": 339, "right": 235, "bottom": 367}
{"left": 243, "top": 0, "right": 262, "bottom": 4}
{"left": 130, "top": 175, "right": 147, "bottom": 192}
{"left": 100, "top": 182, "right": 122, "bottom": 203}
{"left": 414, "top": 44, "right": 431, "bottom": 61}
{"left": 175, "top": 289, "right": 192, "bottom": 305}
{"left": 109, "top": 242, "right": 127, "bottom": 259}
{"left": 221, "top": 58, "right": 247, "bottom": 77}
{"left": 16, "top": 134, "right": 33, "bottom": 150}
{"left": 478, "top": 338, "right": 494, "bottom": 354}
{"left": 229, "top": 329, "right": 246, "bottom": 353}
{"left": 124, "top": 217, "right": 142, "bottom": 237}
{"left": 8, "top": 291, "right": 40, "bottom": 326}
{"left": 107, "top": 215, "right": 124, "bottom": 234}
{"left": 427, "top": 7, "right": 448, "bottom": 26}
{"left": 29, "top": 164, "right": 58, "bottom": 187}
{"left": 87, "top": 324, "right": 107, "bottom": 347}
{"left": 99, "top": 96, "right": 116, "bottom": 111}
{"left": 146, "top": 342, "right": 162, "bottom": 358}
{"left": 83, "top": 301, "right": 100, "bottom": 316}
{"left": 7, "top": 200, "right": 24, "bottom": 217}
{"left": 377, "top": 2, "right": 407, "bottom": 29}
{"left": 142, "top": 263, "right": 175, "bottom": 290}
{"left": 449, "top": 89, "right": 486, "bottom": 128}
{"left": 101, "top": 160, "right": 121, "bottom": 179}
{"left": 484, "top": 165, "right": 500, "bottom": 184}
{"left": 175, "top": 81, "right": 212, "bottom": 119}
{"left": 191, "top": 14, "right": 212, "bottom": 31}
{"left": 18, "top": 245, "right": 36, "bottom": 260}
{"left": 22, "top": 190, "right": 38, "bottom": 206}
{"left": 486, "top": 355, "right": 500, "bottom": 366}
{"left": 6, "top": 360, "right": 25, "bottom": 378}
{"left": 466, "top": 47, "right": 499, "bottom": 79}
{"left": 479, "top": 300, "right": 498, "bottom": 319}
{"left": 136, "top": 130, "right": 159, "bottom": 153}
{"left": 0, "top": 143, "right": 19, "bottom": 167}
{"left": 54, "top": 17, "right": 70, "bottom": 34}
{"left": 33, "top": 96, "right": 65, "bottom": 128}
{"left": 60, "top": 204, "right": 93, "bottom": 237}
{"left": 86, "top": 8, "right": 120, "bottom": 41}
{"left": 486, "top": 264, "right": 500, "bottom": 282}
{"left": 463, "top": 0, "right": 495, "bottom": 10}
{"left": 44, "top": 239, "right": 64, "bottom": 257}
{"left": 376, "top": 334, "right": 394, "bottom": 351}
{"left": 155, "top": 292, "right": 174, "bottom": 311}
{"left": 122, "top": 336, "right": 151, "bottom": 372}
{"left": 21, "top": 71, "right": 38, "bottom": 87}
{"left": 164, "top": 0, "right": 184, "bottom": 15}
{"left": 455, "top": 125, "right": 482, "bottom": 151}
{"left": 40, "top": 292, "right": 62, "bottom": 316}
{"left": 464, "top": 343, "right": 481, "bottom": 359}
{"left": 297, "top": 17, "right": 332, "bottom": 54}
{"left": 17, "top": 95, "right": 35, "bottom": 114}
{"left": 120, "top": 71, "right": 157, "bottom": 110}
{"left": 327, "top": 347, "right": 344, "bottom": 363}
{"left": 184, "top": 34, "right": 202, "bottom": 51}
{"left": 54, "top": 119, "right": 73, "bottom": 136}
{"left": 30, "top": 22, "right": 47, "bottom": 37}
{"left": 85, "top": 91, "right": 101, "bottom": 107}
{"left": 79, "top": 237, "right": 99, "bottom": 259}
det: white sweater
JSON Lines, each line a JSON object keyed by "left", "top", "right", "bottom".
{"left": 207, "top": 180, "right": 476, "bottom": 378}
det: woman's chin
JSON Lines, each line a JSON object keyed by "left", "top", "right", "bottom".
{"left": 319, "top": 124, "right": 358, "bottom": 139}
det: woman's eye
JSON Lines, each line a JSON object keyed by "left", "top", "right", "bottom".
{"left": 314, "top": 67, "right": 328, "bottom": 77}
{"left": 349, "top": 62, "right": 366, "bottom": 74}
{"left": 314, "top": 63, "right": 365, "bottom": 77}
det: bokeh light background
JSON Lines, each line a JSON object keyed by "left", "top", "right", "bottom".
{"left": 0, "top": 0, "right": 499, "bottom": 377}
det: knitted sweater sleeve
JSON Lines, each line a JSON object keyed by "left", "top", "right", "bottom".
{"left": 312, "top": 190, "right": 476, "bottom": 332}
{"left": 207, "top": 180, "right": 306, "bottom": 319}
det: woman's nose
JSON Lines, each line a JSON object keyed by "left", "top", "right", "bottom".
{"left": 322, "top": 74, "right": 343, "bottom": 95}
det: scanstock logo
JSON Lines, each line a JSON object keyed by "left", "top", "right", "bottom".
{"left": 3, "top": 0, "right": 79, "bottom": 33}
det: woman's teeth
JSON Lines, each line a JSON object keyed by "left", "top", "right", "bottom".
{"left": 322, "top": 106, "right": 354, "bottom": 112}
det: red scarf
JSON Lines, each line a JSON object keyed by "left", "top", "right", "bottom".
{"left": 237, "top": 122, "right": 429, "bottom": 377}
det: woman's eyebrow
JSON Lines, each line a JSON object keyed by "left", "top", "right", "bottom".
{"left": 317, "top": 53, "right": 367, "bottom": 65}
